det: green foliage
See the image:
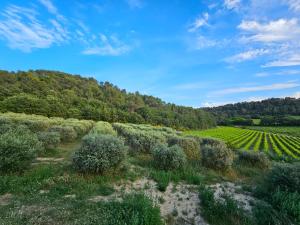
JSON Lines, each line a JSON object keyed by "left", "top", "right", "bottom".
{"left": 237, "top": 151, "right": 271, "bottom": 169}
{"left": 0, "top": 70, "right": 216, "bottom": 129}
{"left": 265, "top": 163, "right": 300, "bottom": 193}
{"left": 113, "top": 123, "right": 168, "bottom": 153}
{"left": 254, "top": 163, "right": 300, "bottom": 224}
{"left": 202, "top": 141, "right": 234, "bottom": 171}
{"left": 151, "top": 144, "right": 186, "bottom": 171}
{"left": 185, "top": 126, "right": 300, "bottom": 159}
{"left": 73, "top": 134, "right": 127, "bottom": 173}
{"left": 199, "top": 186, "right": 254, "bottom": 225}
{"left": 204, "top": 97, "right": 300, "bottom": 124}
{"left": 89, "top": 121, "right": 117, "bottom": 136}
{"left": 167, "top": 136, "right": 200, "bottom": 160}
{"left": 252, "top": 201, "right": 292, "bottom": 225}
{"left": 37, "top": 131, "right": 61, "bottom": 149}
{"left": 150, "top": 165, "right": 202, "bottom": 191}
{"left": 0, "top": 126, "right": 42, "bottom": 172}
{"left": 48, "top": 125, "right": 77, "bottom": 142}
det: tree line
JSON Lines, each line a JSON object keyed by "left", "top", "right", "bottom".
{"left": 0, "top": 70, "right": 216, "bottom": 129}
{"left": 204, "top": 98, "right": 300, "bottom": 126}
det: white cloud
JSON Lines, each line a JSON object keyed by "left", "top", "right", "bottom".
{"left": 286, "top": 0, "right": 300, "bottom": 12}
{"left": 255, "top": 70, "right": 300, "bottom": 77}
{"left": 263, "top": 54, "right": 300, "bottom": 67}
{"left": 82, "top": 34, "right": 131, "bottom": 56}
{"left": 0, "top": 5, "right": 68, "bottom": 52}
{"left": 194, "top": 36, "right": 218, "bottom": 49}
{"left": 238, "top": 18, "right": 300, "bottom": 43}
{"left": 224, "top": 0, "right": 241, "bottom": 10}
{"left": 38, "top": 0, "right": 57, "bottom": 14}
{"left": 225, "top": 49, "right": 269, "bottom": 63}
{"left": 188, "top": 13, "right": 209, "bottom": 32}
{"left": 213, "top": 81, "right": 299, "bottom": 95}
{"left": 126, "top": 0, "right": 143, "bottom": 9}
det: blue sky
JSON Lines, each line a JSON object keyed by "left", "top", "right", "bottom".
{"left": 0, "top": 0, "right": 299, "bottom": 107}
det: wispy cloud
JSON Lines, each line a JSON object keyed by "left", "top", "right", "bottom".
{"left": 126, "top": 0, "right": 144, "bottom": 9}
{"left": 193, "top": 36, "right": 218, "bottom": 49}
{"left": 263, "top": 53, "right": 300, "bottom": 67}
{"left": 224, "top": 0, "right": 241, "bottom": 10}
{"left": 286, "top": 0, "right": 300, "bottom": 12}
{"left": 0, "top": 5, "right": 68, "bottom": 52}
{"left": 38, "top": 0, "right": 57, "bottom": 14}
{"left": 212, "top": 81, "right": 300, "bottom": 95}
{"left": 225, "top": 49, "right": 269, "bottom": 63}
{"left": 82, "top": 34, "right": 131, "bottom": 56}
{"left": 188, "top": 13, "right": 209, "bottom": 33}
{"left": 238, "top": 18, "right": 300, "bottom": 43}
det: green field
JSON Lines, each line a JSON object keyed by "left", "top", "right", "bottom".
{"left": 246, "top": 126, "right": 300, "bottom": 137}
{"left": 185, "top": 127, "right": 300, "bottom": 159}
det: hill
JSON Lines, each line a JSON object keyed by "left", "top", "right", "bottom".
{"left": 0, "top": 70, "right": 215, "bottom": 129}
{"left": 204, "top": 98, "right": 300, "bottom": 125}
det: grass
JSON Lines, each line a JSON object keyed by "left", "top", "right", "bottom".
{"left": 199, "top": 186, "right": 254, "bottom": 225}
{"left": 246, "top": 126, "right": 300, "bottom": 137}
{"left": 185, "top": 126, "right": 300, "bottom": 159}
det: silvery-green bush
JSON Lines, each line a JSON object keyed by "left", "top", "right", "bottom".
{"left": 37, "top": 131, "right": 61, "bottom": 149}
{"left": 0, "top": 126, "right": 42, "bottom": 172}
{"left": 89, "top": 121, "right": 117, "bottom": 136}
{"left": 152, "top": 144, "right": 186, "bottom": 170}
{"left": 73, "top": 134, "right": 127, "bottom": 173}
{"left": 48, "top": 125, "right": 77, "bottom": 142}
{"left": 168, "top": 136, "right": 200, "bottom": 160}
{"left": 238, "top": 151, "right": 271, "bottom": 169}
{"left": 202, "top": 141, "right": 234, "bottom": 171}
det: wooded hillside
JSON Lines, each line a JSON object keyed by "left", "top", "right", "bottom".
{"left": 0, "top": 70, "right": 216, "bottom": 129}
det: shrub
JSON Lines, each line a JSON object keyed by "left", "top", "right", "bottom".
{"left": 73, "top": 134, "right": 127, "bottom": 173}
{"left": 48, "top": 125, "right": 77, "bottom": 142}
{"left": 151, "top": 144, "right": 186, "bottom": 171}
{"left": 89, "top": 121, "right": 117, "bottom": 136}
{"left": 252, "top": 201, "right": 291, "bottom": 225}
{"left": 202, "top": 142, "right": 234, "bottom": 171}
{"left": 199, "top": 137, "right": 224, "bottom": 147}
{"left": 168, "top": 136, "right": 200, "bottom": 160}
{"left": 37, "top": 131, "right": 61, "bottom": 149}
{"left": 265, "top": 163, "right": 300, "bottom": 193}
{"left": 199, "top": 186, "right": 254, "bottom": 225}
{"left": 238, "top": 151, "right": 271, "bottom": 169}
{"left": 0, "top": 126, "right": 42, "bottom": 172}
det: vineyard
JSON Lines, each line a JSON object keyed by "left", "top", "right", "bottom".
{"left": 246, "top": 126, "right": 300, "bottom": 137}
{"left": 185, "top": 127, "right": 300, "bottom": 159}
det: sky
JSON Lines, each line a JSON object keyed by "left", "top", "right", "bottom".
{"left": 0, "top": 0, "right": 299, "bottom": 108}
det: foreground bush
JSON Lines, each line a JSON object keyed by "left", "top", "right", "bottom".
{"left": 238, "top": 151, "right": 271, "bottom": 169}
{"left": 0, "top": 126, "right": 42, "bottom": 172}
{"left": 73, "top": 134, "right": 127, "bottom": 173}
{"left": 151, "top": 144, "right": 186, "bottom": 171}
{"left": 37, "top": 131, "right": 61, "bottom": 149}
{"left": 89, "top": 121, "right": 117, "bottom": 136}
{"left": 254, "top": 163, "right": 300, "bottom": 224}
{"left": 202, "top": 142, "right": 234, "bottom": 170}
{"left": 168, "top": 136, "right": 200, "bottom": 160}
{"left": 199, "top": 186, "right": 254, "bottom": 225}
{"left": 48, "top": 125, "right": 77, "bottom": 142}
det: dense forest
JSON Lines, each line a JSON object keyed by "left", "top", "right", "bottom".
{"left": 204, "top": 98, "right": 300, "bottom": 126}
{"left": 0, "top": 70, "right": 216, "bottom": 129}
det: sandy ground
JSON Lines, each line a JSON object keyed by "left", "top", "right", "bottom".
{"left": 209, "top": 182, "right": 254, "bottom": 211}
{"left": 89, "top": 177, "right": 209, "bottom": 225}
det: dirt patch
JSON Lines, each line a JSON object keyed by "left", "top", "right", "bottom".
{"left": 209, "top": 182, "right": 254, "bottom": 211}
{"left": 36, "top": 157, "right": 64, "bottom": 162}
{"left": 89, "top": 177, "right": 208, "bottom": 225}
{"left": 0, "top": 193, "right": 12, "bottom": 206}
